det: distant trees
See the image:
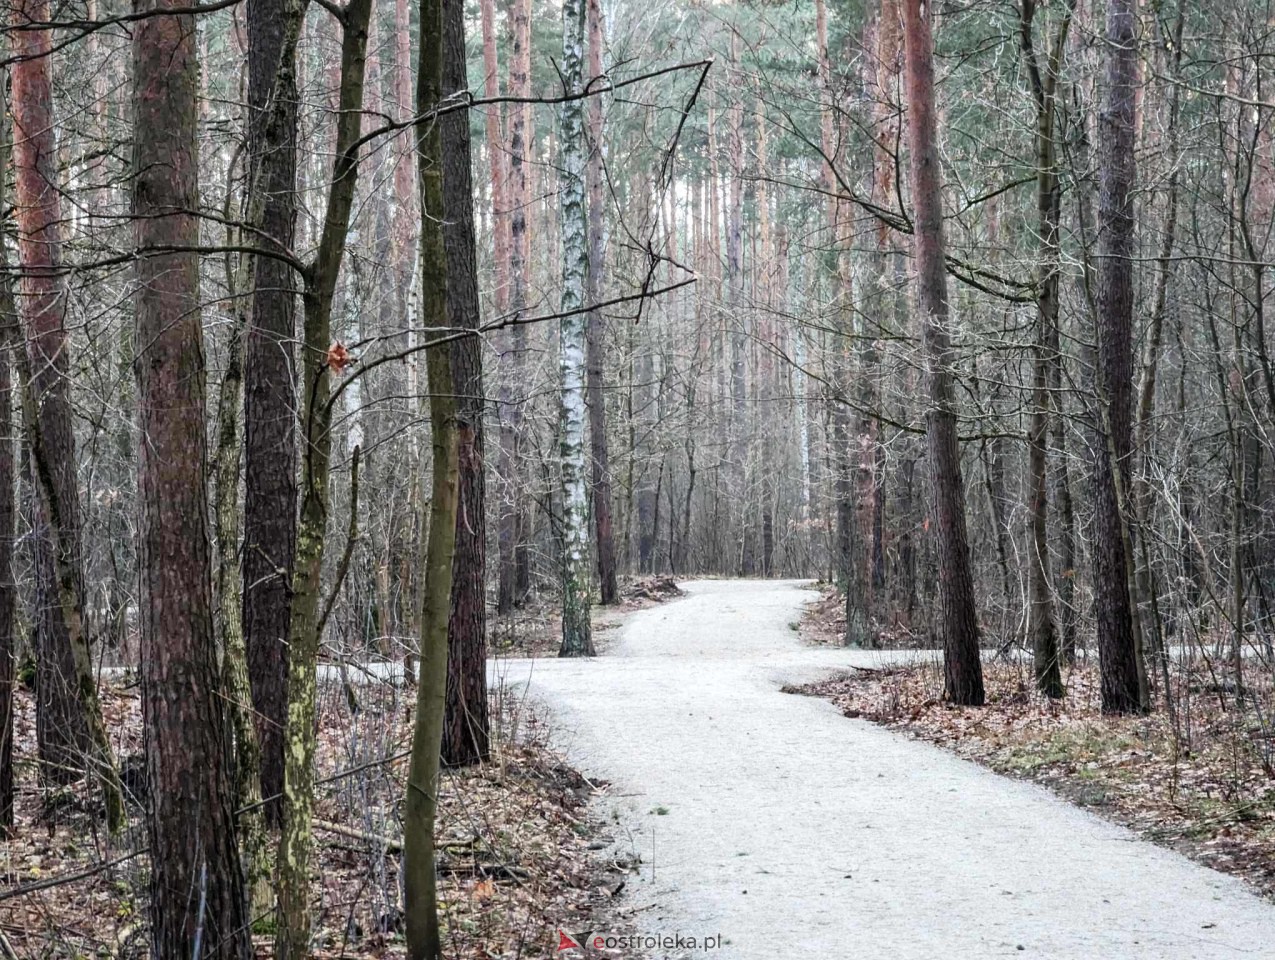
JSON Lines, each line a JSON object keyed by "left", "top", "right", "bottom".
{"left": 9, "top": 0, "right": 1275, "bottom": 948}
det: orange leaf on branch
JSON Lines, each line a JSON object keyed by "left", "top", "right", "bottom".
{"left": 327, "top": 340, "right": 352, "bottom": 374}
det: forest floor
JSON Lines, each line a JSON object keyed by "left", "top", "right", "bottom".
{"left": 491, "top": 575, "right": 683, "bottom": 658}
{"left": 791, "top": 660, "right": 1275, "bottom": 902}
{"left": 506, "top": 578, "right": 1275, "bottom": 959}
{"left": 0, "top": 676, "right": 637, "bottom": 958}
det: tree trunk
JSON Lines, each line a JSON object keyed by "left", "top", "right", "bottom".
{"left": 0, "top": 104, "right": 16, "bottom": 831}
{"left": 10, "top": 0, "right": 123, "bottom": 824}
{"left": 243, "top": 0, "right": 301, "bottom": 824}
{"left": 497, "top": 0, "right": 532, "bottom": 613}
{"left": 1019, "top": 0, "right": 1072, "bottom": 698}
{"left": 9, "top": 0, "right": 92, "bottom": 786}
{"left": 403, "top": 0, "right": 458, "bottom": 946}
{"left": 213, "top": 294, "right": 271, "bottom": 918}
{"left": 558, "top": 0, "right": 595, "bottom": 657}
{"left": 727, "top": 40, "right": 748, "bottom": 575}
{"left": 585, "top": 0, "right": 619, "bottom": 605}
{"left": 132, "top": 2, "right": 250, "bottom": 952}
{"left": 274, "top": 0, "right": 372, "bottom": 953}
{"left": 1092, "top": 0, "right": 1147, "bottom": 714}
{"left": 902, "top": 0, "right": 985, "bottom": 705}
{"left": 441, "top": 0, "right": 490, "bottom": 768}
{"left": 481, "top": 0, "right": 508, "bottom": 314}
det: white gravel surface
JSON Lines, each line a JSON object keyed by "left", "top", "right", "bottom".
{"left": 496, "top": 578, "right": 1275, "bottom": 959}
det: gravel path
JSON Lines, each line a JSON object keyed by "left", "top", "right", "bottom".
{"left": 497, "top": 578, "right": 1275, "bottom": 959}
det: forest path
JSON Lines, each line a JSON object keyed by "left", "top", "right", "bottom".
{"left": 498, "top": 578, "right": 1275, "bottom": 959}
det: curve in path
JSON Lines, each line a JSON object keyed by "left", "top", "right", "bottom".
{"left": 497, "top": 578, "right": 1275, "bottom": 959}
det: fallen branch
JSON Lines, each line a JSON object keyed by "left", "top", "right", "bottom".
{"left": 0, "top": 850, "right": 144, "bottom": 904}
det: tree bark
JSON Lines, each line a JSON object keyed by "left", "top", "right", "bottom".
{"left": 586, "top": 0, "right": 619, "bottom": 605}
{"left": 902, "top": 0, "right": 985, "bottom": 705}
{"left": 558, "top": 0, "right": 595, "bottom": 656}
{"left": 1092, "top": 0, "right": 1147, "bottom": 714}
{"left": 9, "top": 0, "right": 93, "bottom": 786}
{"left": 243, "top": 0, "right": 301, "bottom": 824}
{"left": 274, "top": 0, "right": 372, "bottom": 953}
{"left": 0, "top": 104, "right": 16, "bottom": 832}
{"left": 1020, "top": 0, "right": 1072, "bottom": 698}
{"left": 404, "top": 0, "right": 458, "bottom": 946}
{"left": 481, "top": 0, "right": 508, "bottom": 314}
{"left": 441, "top": 0, "right": 490, "bottom": 767}
{"left": 497, "top": 0, "right": 532, "bottom": 613}
{"left": 132, "top": 1, "right": 250, "bottom": 952}
{"left": 9, "top": 0, "right": 123, "bottom": 824}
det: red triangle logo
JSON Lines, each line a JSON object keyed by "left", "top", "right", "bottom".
{"left": 557, "top": 929, "right": 582, "bottom": 951}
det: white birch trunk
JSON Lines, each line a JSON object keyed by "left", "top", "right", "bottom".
{"left": 558, "top": 0, "right": 595, "bottom": 655}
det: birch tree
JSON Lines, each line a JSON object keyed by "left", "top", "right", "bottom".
{"left": 558, "top": 0, "right": 596, "bottom": 656}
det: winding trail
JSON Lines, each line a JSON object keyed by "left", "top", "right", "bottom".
{"left": 498, "top": 579, "right": 1275, "bottom": 959}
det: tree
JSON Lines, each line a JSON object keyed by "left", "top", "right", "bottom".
{"left": 243, "top": 0, "right": 302, "bottom": 825}
{"left": 586, "top": 0, "right": 620, "bottom": 605}
{"left": 901, "top": 0, "right": 985, "bottom": 705}
{"left": 132, "top": 0, "right": 250, "bottom": 952}
{"left": 273, "top": 0, "right": 373, "bottom": 953}
{"left": 1019, "top": 0, "right": 1072, "bottom": 699}
{"left": 441, "top": 0, "right": 490, "bottom": 767}
{"left": 0, "top": 98, "right": 17, "bottom": 834}
{"left": 403, "top": 0, "right": 459, "bottom": 947}
{"left": 1092, "top": 0, "right": 1148, "bottom": 714}
{"left": 9, "top": 0, "right": 123, "bottom": 827}
{"left": 497, "top": 0, "right": 533, "bottom": 614}
{"left": 558, "top": 0, "right": 596, "bottom": 657}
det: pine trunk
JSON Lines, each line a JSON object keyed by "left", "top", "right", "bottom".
{"left": 132, "top": 2, "right": 250, "bottom": 952}
{"left": 586, "top": 0, "right": 619, "bottom": 604}
{"left": 9, "top": 0, "right": 94, "bottom": 786}
{"left": 243, "top": 0, "right": 301, "bottom": 823}
{"left": 902, "top": 0, "right": 985, "bottom": 705}
{"left": 1092, "top": 0, "right": 1147, "bottom": 714}
{"left": 441, "top": 0, "right": 490, "bottom": 767}
{"left": 497, "top": 0, "right": 532, "bottom": 613}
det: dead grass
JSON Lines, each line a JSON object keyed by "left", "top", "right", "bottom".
{"left": 791, "top": 659, "right": 1275, "bottom": 900}
{"left": 0, "top": 676, "right": 635, "bottom": 958}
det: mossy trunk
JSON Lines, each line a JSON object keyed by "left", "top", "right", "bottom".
{"left": 273, "top": 1, "right": 373, "bottom": 955}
